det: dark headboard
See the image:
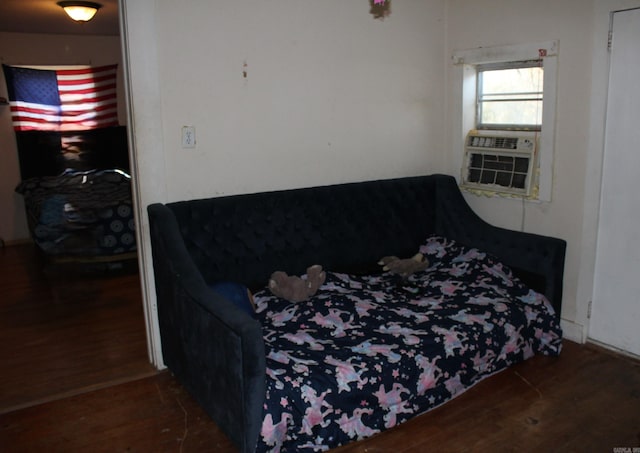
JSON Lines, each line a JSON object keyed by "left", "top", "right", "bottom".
{"left": 14, "top": 126, "right": 129, "bottom": 180}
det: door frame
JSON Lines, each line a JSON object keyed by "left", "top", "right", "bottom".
{"left": 119, "top": 0, "right": 167, "bottom": 369}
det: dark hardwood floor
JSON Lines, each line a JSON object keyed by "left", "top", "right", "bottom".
{"left": 0, "top": 243, "right": 156, "bottom": 413}
{"left": 1, "top": 243, "right": 639, "bottom": 452}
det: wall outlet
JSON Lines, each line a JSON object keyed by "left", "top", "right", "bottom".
{"left": 182, "top": 126, "right": 196, "bottom": 148}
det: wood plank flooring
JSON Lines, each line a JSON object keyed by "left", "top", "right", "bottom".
{"left": 0, "top": 243, "right": 156, "bottom": 414}
{"left": 1, "top": 341, "right": 639, "bottom": 452}
{"left": 1, "top": 243, "right": 639, "bottom": 452}
{"left": 0, "top": 371, "right": 235, "bottom": 452}
{"left": 334, "top": 340, "right": 640, "bottom": 453}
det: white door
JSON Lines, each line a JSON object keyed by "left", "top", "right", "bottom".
{"left": 590, "top": 7, "right": 640, "bottom": 356}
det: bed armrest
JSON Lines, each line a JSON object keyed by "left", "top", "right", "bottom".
{"left": 147, "top": 203, "right": 265, "bottom": 453}
{"left": 433, "top": 175, "right": 566, "bottom": 317}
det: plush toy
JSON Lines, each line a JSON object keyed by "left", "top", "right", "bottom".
{"left": 378, "top": 253, "right": 429, "bottom": 278}
{"left": 268, "top": 264, "right": 326, "bottom": 303}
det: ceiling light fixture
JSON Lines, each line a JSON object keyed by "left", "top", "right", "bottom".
{"left": 57, "top": 1, "right": 102, "bottom": 22}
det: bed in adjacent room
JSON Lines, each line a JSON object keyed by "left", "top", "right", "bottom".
{"left": 14, "top": 126, "right": 136, "bottom": 262}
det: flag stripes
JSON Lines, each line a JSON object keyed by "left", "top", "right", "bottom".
{"left": 2, "top": 64, "right": 119, "bottom": 131}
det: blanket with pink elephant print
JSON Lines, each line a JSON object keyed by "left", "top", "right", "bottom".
{"left": 253, "top": 235, "right": 562, "bottom": 452}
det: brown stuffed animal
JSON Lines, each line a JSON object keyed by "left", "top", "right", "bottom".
{"left": 268, "top": 264, "right": 326, "bottom": 302}
{"left": 378, "top": 253, "right": 429, "bottom": 278}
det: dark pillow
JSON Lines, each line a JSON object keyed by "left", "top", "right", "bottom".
{"left": 210, "top": 281, "right": 256, "bottom": 319}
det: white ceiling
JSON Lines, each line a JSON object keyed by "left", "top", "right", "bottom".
{"left": 0, "top": 0, "right": 120, "bottom": 36}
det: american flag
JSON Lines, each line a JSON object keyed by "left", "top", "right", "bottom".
{"left": 2, "top": 64, "right": 119, "bottom": 131}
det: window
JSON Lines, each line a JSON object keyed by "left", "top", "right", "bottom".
{"left": 452, "top": 41, "right": 557, "bottom": 201}
{"left": 476, "top": 61, "right": 543, "bottom": 131}
{"left": 462, "top": 60, "right": 543, "bottom": 196}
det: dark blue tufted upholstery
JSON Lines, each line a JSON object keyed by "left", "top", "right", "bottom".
{"left": 169, "top": 176, "right": 438, "bottom": 291}
{"left": 147, "top": 174, "right": 566, "bottom": 452}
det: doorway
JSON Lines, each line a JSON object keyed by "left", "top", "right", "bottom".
{"left": 0, "top": 1, "right": 154, "bottom": 412}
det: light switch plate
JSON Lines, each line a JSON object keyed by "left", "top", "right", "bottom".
{"left": 182, "top": 126, "right": 196, "bottom": 148}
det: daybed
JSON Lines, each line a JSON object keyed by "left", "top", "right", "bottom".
{"left": 147, "top": 174, "right": 566, "bottom": 452}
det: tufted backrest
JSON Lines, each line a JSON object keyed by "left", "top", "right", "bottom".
{"left": 149, "top": 174, "right": 565, "bottom": 314}
{"left": 165, "top": 176, "right": 438, "bottom": 290}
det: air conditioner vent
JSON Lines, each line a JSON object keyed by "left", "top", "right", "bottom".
{"left": 462, "top": 132, "right": 537, "bottom": 196}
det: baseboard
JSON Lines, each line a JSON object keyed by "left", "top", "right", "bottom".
{"left": 560, "top": 318, "right": 586, "bottom": 343}
{"left": 2, "top": 238, "right": 33, "bottom": 247}
{"left": 587, "top": 338, "right": 640, "bottom": 362}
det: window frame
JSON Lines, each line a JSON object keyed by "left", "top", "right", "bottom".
{"left": 452, "top": 41, "right": 558, "bottom": 202}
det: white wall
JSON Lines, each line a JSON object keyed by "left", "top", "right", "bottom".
{"left": 155, "top": 0, "right": 447, "bottom": 201}
{"left": 443, "top": 0, "right": 640, "bottom": 353}
{"left": 445, "top": 0, "right": 600, "bottom": 342}
{"left": 122, "top": 0, "right": 447, "bottom": 366}
{"left": 0, "top": 32, "right": 125, "bottom": 243}
{"left": 123, "top": 0, "right": 640, "bottom": 363}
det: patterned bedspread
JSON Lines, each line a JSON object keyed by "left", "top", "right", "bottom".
{"left": 253, "top": 235, "right": 562, "bottom": 452}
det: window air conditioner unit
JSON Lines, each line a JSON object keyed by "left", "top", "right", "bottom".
{"left": 462, "top": 131, "right": 537, "bottom": 196}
